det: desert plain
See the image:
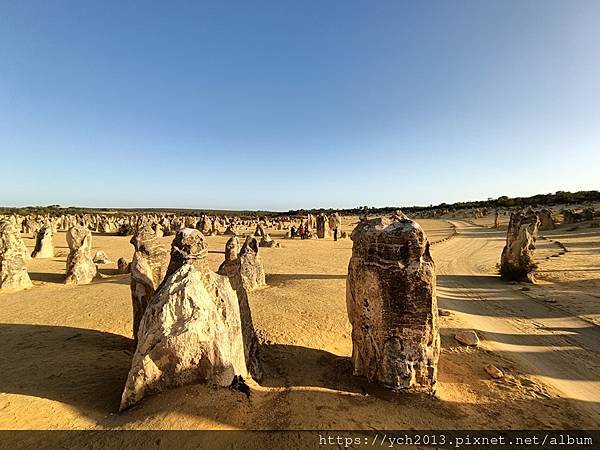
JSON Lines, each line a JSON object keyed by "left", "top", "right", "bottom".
{"left": 0, "top": 206, "right": 599, "bottom": 447}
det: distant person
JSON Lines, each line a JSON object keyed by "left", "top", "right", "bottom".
{"left": 298, "top": 224, "right": 305, "bottom": 239}
{"left": 333, "top": 227, "right": 338, "bottom": 241}
{"left": 291, "top": 225, "right": 297, "bottom": 238}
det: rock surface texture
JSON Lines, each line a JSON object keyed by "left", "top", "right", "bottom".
{"left": 65, "top": 225, "right": 97, "bottom": 285}
{"left": 219, "top": 236, "right": 241, "bottom": 273}
{"left": 129, "top": 226, "right": 168, "bottom": 341}
{"left": 454, "top": 330, "right": 480, "bottom": 347}
{"left": 93, "top": 250, "right": 110, "bottom": 264}
{"left": 346, "top": 216, "right": 439, "bottom": 393}
{"left": 316, "top": 213, "right": 329, "bottom": 239}
{"left": 120, "top": 228, "right": 261, "bottom": 410}
{"left": 258, "top": 234, "right": 276, "bottom": 247}
{"left": 538, "top": 208, "right": 556, "bottom": 231}
{"left": 117, "top": 257, "right": 131, "bottom": 274}
{"left": 0, "top": 220, "right": 33, "bottom": 292}
{"left": 218, "top": 235, "right": 266, "bottom": 291}
{"left": 238, "top": 236, "right": 267, "bottom": 291}
{"left": 31, "top": 226, "right": 54, "bottom": 259}
{"left": 500, "top": 210, "right": 540, "bottom": 282}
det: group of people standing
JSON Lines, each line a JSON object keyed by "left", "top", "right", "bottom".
{"left": 290, "top": 222, "right": 311, "bottom": 239}
{"left": 290, "top": 222, "right": 340, "bottom": 241}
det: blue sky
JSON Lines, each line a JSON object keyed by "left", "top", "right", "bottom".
{"left": 1, "top": 1, "right": 598, "bottom": 211}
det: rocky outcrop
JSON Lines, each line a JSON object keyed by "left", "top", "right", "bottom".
{"left": 118, "top": 223, "right": 135, "bottom": 236}
{"left": 217, "top": 236, "right": 240, "bottom": 275}
{"left": 538, "top": 209, "right": 555, "bottom": 231}
{"left": 153, "top": 223, "right": 164, "bottom": 238}
{"left": 117, "top": 257, "right": 131, "bottom": 274}
{"left": 258, "top": 234, "right": 276, "bottom": 247}
{"left": 307, "top": 214, "right": 316, "bottom": 232}
{"left": 31, "top": 226, "right": 54, "bottom": 259}
{"left": 65, "top": 225, "right": 97, "bottom": 285}
{"left": 197, "top": 216, "right": 213, "bottom": 235}
{"left": 500, "top": 210, "right": 540, "bottom": 282}
{"left": 238, "top": 236, "right": 266, "bottom": 291}
{"left": 346, "top": 216, "right": 439, "bottom": 393}
{"left": 119, "top": 228, "right": 261, "bottom": 410}
{"left": 562, "top": 209, "right": 576, "bottom": 225}
{"left": 21, "top": 217, "right": 36, "bottom": 235}
{"left": 0, "top": 220, "right": 33, "bottom": 292}
{"left": 223, "top": 224, "right": 238, "bottom": 236}
{"left": 254, "top": 224, "right": 266, "bottom": 237}
{"left": 316, "top": 213, "right": 329, "bottom": 239}
{"left": 212, "top": 217, "right": 222, "bottom": 233}
{"left": 582, "top": 208, "right": 596, "bottom": 221}
{"left": 218, "top": 235, "right": 266, "bottom": 291}
{"left": 129, "top": 226, "right": 168, "bottom": 341}
{"left": 93, "top": 250, "right": 110, "bottom": 264}
{"left": 215, "top": 234, "right": 262, "bottom": 380}
{"left": 329, "top": 212, "right": 342, "bottom": 232}
{"left": 225, "top": 236, "right": 240, "bottom": 261}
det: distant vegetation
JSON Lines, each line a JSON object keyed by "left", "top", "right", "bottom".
{"left": 0, "top": 205, "right": 272, "bottom": 219}
{"left": 286, "top": 190, "right": 600, "bottom": 216}
{"left": 1, "top": 190, "right": 598, "bottom": 218}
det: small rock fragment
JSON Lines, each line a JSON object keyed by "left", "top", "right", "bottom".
{"left": 117, "top": 257, "right": 131, "bottom": 274}
{"left": 484, "top": 364, "right": 504, "bottom": 379}
{"left": 454, "top": 330, "right": 480, "bottom": 347}
{"left": 93, "top": 250, "right": 111, "bottom": 264}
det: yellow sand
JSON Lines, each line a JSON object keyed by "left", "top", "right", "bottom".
{"left": 1, "top": 216, "right": 598, "bottom": 434}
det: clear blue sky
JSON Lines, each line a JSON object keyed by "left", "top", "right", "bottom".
{"left": 1, "top": 1, "right": 598, "bottom": 211}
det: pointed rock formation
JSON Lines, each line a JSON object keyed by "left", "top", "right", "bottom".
{"left": 197, "top": 215, "right": 213, "bottom": 235}
{"left": 65, "top": 225, "right": 97, "bottom": 285}
{"left": 31, "top": 226, "right": 54, "bottom": 259}
{"left": 120, "top": 228, "right": 261, "bottom": 410}
{"left": 258, "top": 233, "right": 276, "bottom": 247}
{"left": 328, "top": 212, "right": 342, "bottom": 232}
{"left": 0, "top": 220, "right": 33, "bottom": 292}
{"left": 93, "top": 250, "right": 110, "bottom": 264}
{"left": 346, "top": 216, "right": 439, "bottom": 393}
{"left": 217, "top": 236, "right": 241, "bottom": 278}
{"left": 316, "top": 213, "right": 329, "bottom": 239}
{"left": 500, "top": 210, "right": 540, "bottom": 282}
{"left": 238, "top": 236, "right": 266, "bottom": 291}
{"left": 254, "top": 224, "right": 266, "bottom": 237}
{"left": 153, "top": 223, "right": 164, "bottom": 238}
{"left": 129, "top": 225, "right": 168, "bottom": 341}
{"left": 538, "top": 208, "right": 556, "bottom": 231}
{"left": 223, "top": 224, "right": 238, "bottom": 236}
{"left": 117, "top": 257, "right": 131, "bottom": 274}
{"left": 218, "top": 235, "right": 266, "bottom": 291}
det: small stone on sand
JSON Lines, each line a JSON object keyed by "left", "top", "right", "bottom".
{"left": 484, "top": 364, "right": 504, "bottom": 379}
{"left": 454, "top": 330, "right": 480, "bottom": 347}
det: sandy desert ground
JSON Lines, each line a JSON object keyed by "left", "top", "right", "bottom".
{"left": 1, "top": 214, "right": 599, "bottom": 446}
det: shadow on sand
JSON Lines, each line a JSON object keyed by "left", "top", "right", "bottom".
{"left": 0, "top": 323, "right": 133, "bottom": 420}
{"left": 28, "top": 272, "right": 66, "bottom": 284}
{"left": 28, "top": 270, "right": 130, "bottom": 285}
{"left": 0, "top": 322, "right": 598, "bottom": 432}
{"left": 266, "top": 273, "right": 346, "bottom": 284}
